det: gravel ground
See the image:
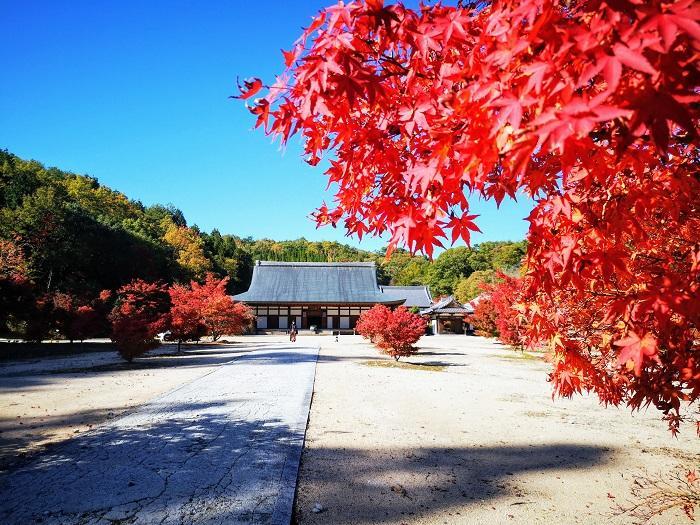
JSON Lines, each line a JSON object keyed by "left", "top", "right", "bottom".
{"left": 294, "top": 334, "right": 699, "bottom": 525}
{"left": 2, "top": 334, "right": 697, "bottom": 524}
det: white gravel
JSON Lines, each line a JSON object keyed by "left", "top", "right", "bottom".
{"left": 294, "top": 334, "right": 699, "bottom": 525}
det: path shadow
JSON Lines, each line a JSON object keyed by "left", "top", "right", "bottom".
{"left": 0, "top": 399, "right": 242, "bottom": 472}
{"left": 0, "top": 346, "right": 260, "bottom": 389}
{"left": 232, "top": 349, "right": 376, "bottom": 366}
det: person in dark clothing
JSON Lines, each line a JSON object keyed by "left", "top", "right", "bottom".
{"left": 290, "top": 320, "right": 297, "bottom": 342}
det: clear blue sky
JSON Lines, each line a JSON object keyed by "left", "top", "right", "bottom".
{"left": 0, "top": 0, "right": 532, "bottom": 252}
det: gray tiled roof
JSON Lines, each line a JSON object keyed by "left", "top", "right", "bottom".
{"left": 233, "top": 261, "right": 404, "bottom": 304}
{"left": 420, "top": 296, "right": 471, "bottom": 315}
{"left": 381, "top": 286, "right": 433, "bottom": 309}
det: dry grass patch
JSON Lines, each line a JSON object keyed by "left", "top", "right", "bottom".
{"left": 498, "top": 351, "right": 544, "bottom": 362}
{"left": 360, "top": 359, "right": 447, "bottom": 372}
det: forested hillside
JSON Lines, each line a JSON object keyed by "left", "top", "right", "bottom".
{"left": 0, "top": 151, "right": 524, "bottom": 337}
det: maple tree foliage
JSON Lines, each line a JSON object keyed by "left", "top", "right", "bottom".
{"left": 0, "top": 238, "right": 33, "bottom": 333}
{"left": 109, "top": 279, "right": 170, "bottom": 362}
{"left": 168, "top": 274, "right": 252, "bottom": 346}
{"left": 60, "top": 290, "right": 113, "bottom": 343}
{"left": 24, "top": 294, "right": 55, "bottom": 343}
{"left": 50, "top": 291, "right": 112, "bottom": 343}
{"left": 0, "top": 238, "right": 28, "bottom": 283}
{"left": 470, "top": 274, "right": 525, "bottom": 345}
{"left": 189, "top": 274, "right": 253, "bottom": 341}
{"left": 239, "top": 0, "right": 700, "bottom": 434}
{"left": 355, "top": 303, "right": 391, "bottom": 343}
{"left": 70, "top": 304, "right": 107, "bottom": 342}
{"left": 203, "top": 294, "right": 253, "bottom": 341}
{"left": 168, "top": 283, "right": 207, "bottom": 350}
{"left": 356, "top": 304, "right": 426, "bottom": 360}
{"left": 471, "top": 297, "right": 498, "bottom": 338}
{"left": 486, "top": 273, "right": 525, "bottom": 348}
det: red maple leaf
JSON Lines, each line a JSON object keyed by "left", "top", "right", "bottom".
{"left": 232, "top": 77, "right": 263, "bottom": 100}
{"left": 614, "top": 331, "right": 659, "bottom": 376}
{"left": 445, "top": 213, "right": 481, "bottom": 245}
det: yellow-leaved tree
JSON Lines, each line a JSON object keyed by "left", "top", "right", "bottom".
{"left": 162, "top": 221, "right": 211, "bottom": 279}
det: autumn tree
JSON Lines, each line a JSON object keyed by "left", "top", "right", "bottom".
{"left": 51, "top": 293, "right": 81, "bottom": 343}
{"left": 357, "top": 305, "right": 426, "bottom": 360}
{"left": 53, "top": 291, "right": 112, "bottom": 343}
{"left": 22, "top": 294, "right": 55, "bottom": 343}
{"left": 71, "top": 305, "right": 106, "bottom": 342}
{"left": 471, "top": 297, "right": 499, "bottom": 338}
{"left": 168, "top": 282, "right": 207, "bottom": 350}
{"left": 0, "top": 238, "right": 33, "bottom": 335}
{"left": 162, "top": 222, "right": 212, "bottom": 279}
{"left": 109, "top": 280, "right": 170, "bottom": 362}
{"left": 356, "top": 304, "right": 392, "bottom": 344}
{"left": 186, "top": 274, "right": 254, "bottom": 341}
{"left": 487, "top": 273, "right": 525, "bottom": 348}
{"left": 238, "top": 0, "right": 699, "bottom": 436}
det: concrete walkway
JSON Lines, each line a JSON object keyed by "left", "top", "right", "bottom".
{"left": 0, "top": 342, "right": 319, "bottom": 525}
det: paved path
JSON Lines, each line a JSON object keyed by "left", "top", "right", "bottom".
{"left": 0, "top": 342, "right": 319, "bottom": 525}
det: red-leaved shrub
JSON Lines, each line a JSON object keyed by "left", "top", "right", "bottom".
{"left": 168, "top": 282, "right": 207, "bottom": 350}
{"left": 357, "top": 305, "right": 426, "bottom": 360}
{"left": 169, "top": 274, "right": 254, "bottom": 347}
{"left": 485, "top": 273, "right": 525, "bottom": 348}
{"left": 471, "top": 297, "right": 498, "bottom": 338}
{"left": 355, "top": 304, "right": 391, "bottom": 344}
{"left": 110, "top": 280, "right": 170, "bottom": 362}
{"left": 195, "top": 275, "right": 253, "bottom": 341}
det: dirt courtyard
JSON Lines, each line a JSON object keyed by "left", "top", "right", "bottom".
{"left": 1, "top": 335, "right": 697, "bottom": 524}
{"left": 294, "top": 335, "right": 699, "bottom": 525}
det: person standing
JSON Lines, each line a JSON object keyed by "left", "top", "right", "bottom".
{"left": 290, "top": 320, "right": 297, "bottom": 342}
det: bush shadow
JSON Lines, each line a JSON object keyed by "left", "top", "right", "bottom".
{"left": 294, "top": 442, "right": 615, "bottom": 524}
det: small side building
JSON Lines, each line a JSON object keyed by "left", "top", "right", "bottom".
{"left": 420, "top": 296, "right": 472, "bottom": 335}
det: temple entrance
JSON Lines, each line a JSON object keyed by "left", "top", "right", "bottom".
{"left": 305, "top": 309, "right": 323, "bottom": 329}
{"left": 441, "top": 317, "right": 463, "bottom": 334}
